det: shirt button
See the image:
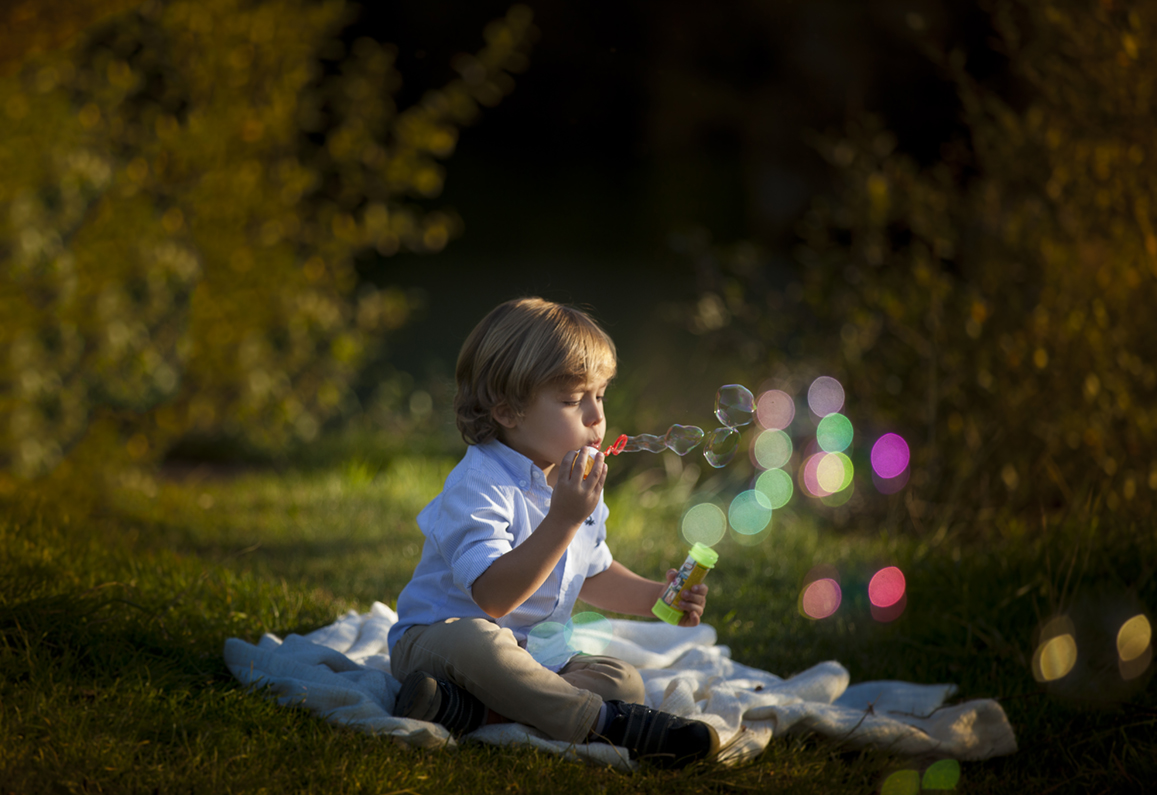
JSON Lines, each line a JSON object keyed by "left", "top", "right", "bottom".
{"left": 519, "top": 479, "right": 528, "bottom": 488}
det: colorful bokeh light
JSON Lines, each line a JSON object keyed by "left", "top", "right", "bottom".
{"left": 807, "top": 376, "right": 845, "bottom": 417}
{"left": 681, "top": 502, "right": 728, "bottom": 547}
{"left": 799, "top": 578, "right": 842, "bottom": 619}
{"left": 816, "top": 412, "right": 854, "bottom": 452}
{"left": 881, "top": 769, "right": 920, "bottom": 795}
{"left": 922, "top": 759, "right": 961, "bottom": 790}
{"left": 755, "top": 468, "right": 794, "bottom": 509}
{"left": 728, "top": 489, "right": 773, "bottom": 535}
{"left": 567, "top": 611, "right": 614, "bottom": 656}
{"left": 868, "top": 566, "right": 906, "bottom": 608}
{"left": 752, "top": 428, "right": 792, "bottom": 470}
{"left": 755, "top": 389, "right": 795, "bottom": 430}
{"left": 871, "top": 433, "right": 910, "bottom": 479}
{"left": 1032, "top": 616, "right": 1078, "bottom": 682}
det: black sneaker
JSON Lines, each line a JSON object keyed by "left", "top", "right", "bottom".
{"left": 394, "top": 671, "right": 487, "bottom": 735}
{"left": 593, "top": 700, "right": 720, "bottom": 768}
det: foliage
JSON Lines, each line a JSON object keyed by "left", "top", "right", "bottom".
{"left": 2, "top": 447, "right": 1154, "bottom": 792}
{"left": 688, "top": 0, "right": 1157, "bottom": 531}
{"left": 0, "top": 0, "right": 535, "bottom": 486}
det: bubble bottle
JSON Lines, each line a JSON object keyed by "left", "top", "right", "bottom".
{"left": 652, "top": 543, "right": 718, "bottom": 625}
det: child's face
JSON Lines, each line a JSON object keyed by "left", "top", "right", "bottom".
{"left": 497, "top": 378, "right": 609, "bottom": 474}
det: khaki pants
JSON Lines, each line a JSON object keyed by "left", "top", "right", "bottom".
{"left": 391, "top": 617, "right": 646, "bottom": 744}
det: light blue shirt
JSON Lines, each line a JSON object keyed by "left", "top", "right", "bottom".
{"left": 387, "top": 440, "right": 613, "bottom": 658}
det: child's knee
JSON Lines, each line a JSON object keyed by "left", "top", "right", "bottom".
{"left": 602, "top": 658, "right": 646, "bottom": 704}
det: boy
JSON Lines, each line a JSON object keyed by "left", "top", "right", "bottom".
{"left": 388, "top": 297, "right": 718, "bottom": 768}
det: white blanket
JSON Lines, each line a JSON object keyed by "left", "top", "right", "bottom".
{"left": 223, "top": 602, "right": 1017, "bottom": 770}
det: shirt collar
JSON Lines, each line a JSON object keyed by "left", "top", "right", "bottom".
{"left": 477, "top": 439, "right": 547, "bottom": 488}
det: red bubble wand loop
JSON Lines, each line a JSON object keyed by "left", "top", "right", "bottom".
{"left": 604, "top": 434, "right": 628, "bottom": 456}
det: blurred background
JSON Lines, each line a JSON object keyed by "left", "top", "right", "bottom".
{"left": 3, "top": 0, "right": 1156, "bottom": 535}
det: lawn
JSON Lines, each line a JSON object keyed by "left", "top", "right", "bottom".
{"left": 2, "top": 432, "right": 1154, "bottom": 793}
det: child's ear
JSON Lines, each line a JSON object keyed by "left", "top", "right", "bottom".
{"left": 492, "top": 403, "right": 518, "bottom": 429}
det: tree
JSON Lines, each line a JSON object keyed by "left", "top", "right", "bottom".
{"left": 0, "top": 0, "right": 535, "bottom": 486}
{"left": 690, "top": 0, "right": 1157, "bottom": 529}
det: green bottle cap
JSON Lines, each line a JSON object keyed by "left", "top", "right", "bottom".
{"left": 689, "top": 542, "right": 718, "bottom": 568}
{"left": 651, "top": 598, "right": 684, "bottom": 625}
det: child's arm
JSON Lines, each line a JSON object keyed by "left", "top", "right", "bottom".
{"left": 471, "top": 449, "right": 608, "bottom": 618}
{"left": 579, "top": 561, "right": 709, "bottom": 628}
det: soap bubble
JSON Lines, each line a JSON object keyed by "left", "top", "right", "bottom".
{"left": 715, "top": 384, "right": 755, "bottom": 429}
{"left": 728, "top": 489, "right": 773, "bottom": 535}
{"left": 816, "top": 413, "right": 853, "bottom": 453}
{"left": 681, "top": 502, "right": 727, "bottom": 547}
{"left": 665, "top": 424, "right": 705, "bottom": 455}
{"left": 704, "top": 427, "right": 739, "bottom": 468}
{"left": 807, "top": 376, "right": 845, "bottom": 417}
{"left": 755, "top": 389, "right": 795, "bottom": 430}
{"left": 871, "top": 433, "right": 910, "bottom": 479}
{"left": 754, "top": 468, "right": 793, "bottom": 509}
{"left": 623, "top": 433, "right": 667, "bottom": 453}
{"left": 752, "top": 429, "right": 792, "bottom": 470}
{"left": 568, "top": 612, "right": 614, "bottom": 656}
{"left": 799, "top": 578, "right": 842, "bottom": 619}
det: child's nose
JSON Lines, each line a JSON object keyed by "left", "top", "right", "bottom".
{"left": 584, "top": 400, "right": 604, "bottom": 426}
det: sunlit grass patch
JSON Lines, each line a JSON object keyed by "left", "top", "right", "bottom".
{"left": 3, "top": 447, "right": 1156, "bottom": 792}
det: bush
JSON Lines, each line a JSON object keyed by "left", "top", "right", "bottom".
{"left": 0, "top": 0, "right": 535, "bottom": 489}
{"left": 687, "top": 0, "right": 1157, "bottom": 533}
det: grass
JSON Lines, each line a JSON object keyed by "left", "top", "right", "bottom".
{"left": 2, "top": 434, "right": 1155, "bottom": 794}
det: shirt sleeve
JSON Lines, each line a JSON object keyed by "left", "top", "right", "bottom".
{"left": 585, "top": 497, "right": 613, "bottom": 578}
{"left": 429, "top": 472, "right": 517, "bottom": 595}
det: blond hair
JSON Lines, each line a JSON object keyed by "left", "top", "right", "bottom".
{"left": 454, "top": 297, "right": 617, "bottom": 445}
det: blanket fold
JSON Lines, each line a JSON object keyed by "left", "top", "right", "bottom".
{"left": 223, "top": 601, "right": 1017, "bottom": 769}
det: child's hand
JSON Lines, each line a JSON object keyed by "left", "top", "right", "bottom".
{"left": 550, "top": 447, "right": 606, "bottom": 526}
{"left": 665, "top": 568, "right": 709, "bottom": 627}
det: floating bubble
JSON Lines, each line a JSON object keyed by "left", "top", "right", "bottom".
{"left": 1032, "top": 616, "right": 1078, "bottom": 682}
{"left": 623, "top": 433, "right": 667, "bottom": 453}
{"left": 526, "top": 621, "right": 573, "bottom": 668}
{"left": 871, "top": 433, "right": 910, "bottom": 479}
{"left": 704, "top": 427, "right": 739, "bottom": 468}
{"left": 681, "top": 502, "right": 727, "bottom": 547}
{"left": 728, "top": 489, "right": 773, "bottom": 535}
{"left": 869, "top": 566, "right": 906, "bottom": 608}
{"left": 808, "top": 376, "right": 845, "bottom": 417}
{"left": 715, "top": 384, "right": 755, "bottom": 429}
{"left": 756, "top": 389, "right": 795, "bottom": 430}
{"left": 922, "top": 759, "right": 961, "bottom": 790}
{"left": 1117, "top": 614, "right": 1151, "bottom": 663}
{"left": 800, "top": 578, "right": 842, "bottom": 619}
{"left": 752, "top": 429, "right": 792, "bottom": 470}
{"left": 816, "top": 412, "right": 854, "bottom": 453}
{"left": 665, "top": 424, "right": 705, "bottom": 455}
{"left": 567, "top": 612, "right": 614, "bottom": 656}
{"left": 755, "top": 468, "right": 793, "bottom": 509}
